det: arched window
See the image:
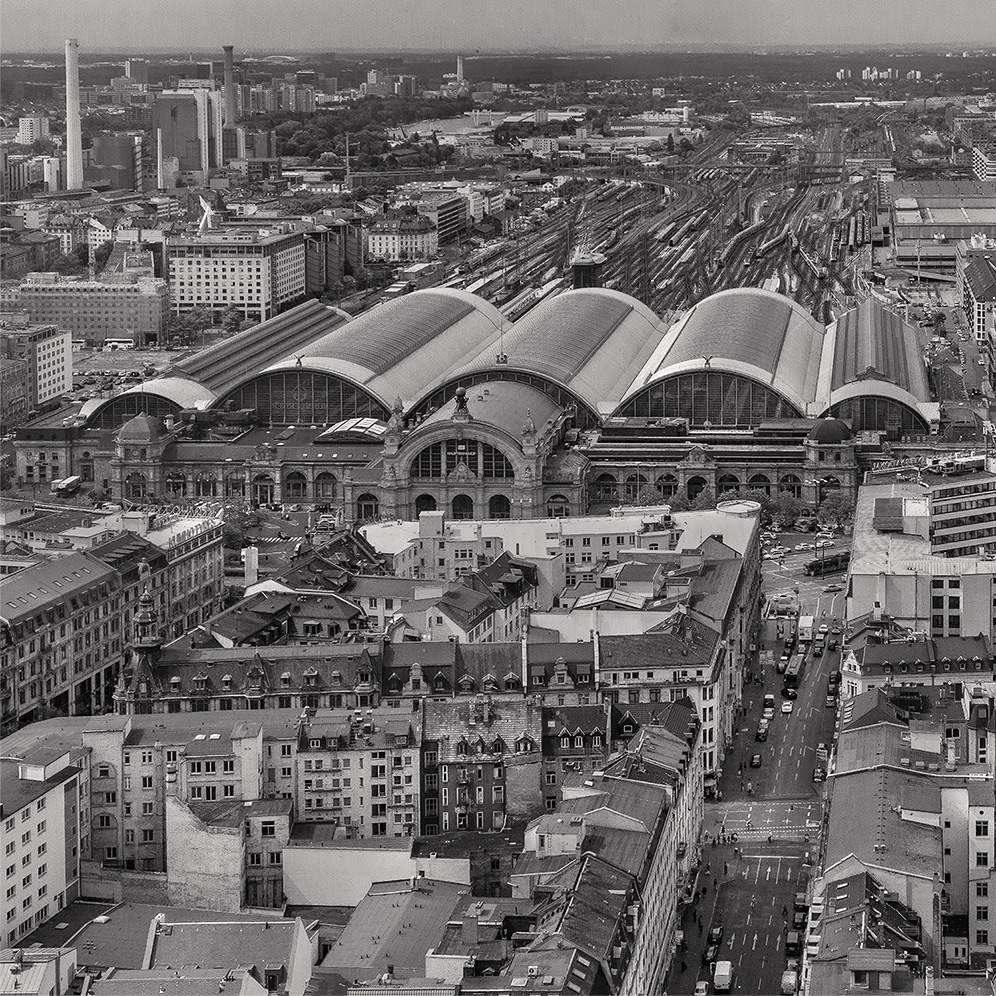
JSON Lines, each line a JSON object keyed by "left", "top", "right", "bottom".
{"left": 748, "top": 473, "right": 771, "bottom": 495}
{"left": 560, "top": 734, "right": 571, "bottom": 749}
{"left": 283, "top": 471, "right": 308, "bottom": 500}
{"left": 315, "top": 473, "right": 337, "bottom": 500}
{"left": 595, "top": 473, "right": 618, "bottom": 501}
{"left": 452, "top": 494, "right": 474, "bottom": 520}
{"left": 547, "top": 494, "right": 570, "bottom": 518}
{"left": 656, "top": 473, "right": 678, "bottom": 498}
{"left": 717, "top": 474, "right": 741, "bottom": 493}
{"left": 779, "top": 475, "right": 802, "bottom": 499}
{"left": 615, "top": 372, "right": 802, "bottom": 426}
{"left": 411, "top": 439, "right": 513, "bottom": 479}
{"left": 214, "top": 370, "right": 387, "bottom": 426}
{"left": 686, "top": 475, "right": 708, "bottom": 501}
{"left": 225, "top": 474, "right": 245, "bottom": 498}
{"left": 165, "top": 472, "right": 187, "bottom": 497}
{"left": 90, "top": 393, "right": 181, "bottom": 430}
{"left": 251, "top": 474, "right": 274, "bottom": 505}
{"left": 195, "top": 473, "right": 217, "bottom": 498}
{"left": 415, "top": 494, "right": 437, "bottom": 515}
{"left": 488, "top": 495, "right": 511, "bottom": 519}
{"left": 356, "top": 493, "right": 380, "bottom": 521}
{"left": 125, "top": 473, "right": 147, "bottom": 499}
{"left": 573, "top": 735, "right": 584, "bottom": 749}
{"left": 624, "top": 472, "right": 648, "bottom": 500}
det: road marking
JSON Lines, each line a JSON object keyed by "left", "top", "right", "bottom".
{"left": 752, "top": 932, "right": 758, "bottom": 950}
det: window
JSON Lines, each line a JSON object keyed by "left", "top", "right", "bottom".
{"left": 269, "top": 852, "right": 282, "bottom": 865}
{"left": 978, "top": 929, "right": 990, "bottom": 946}
{"left": 978, "top": 852, "right": 990, "bottom": 867}
{"left": 141, "top": 776, "right": 153, "bottom": 790}
{"left": 142, "top": 802, "right": 154, "bottom": 816}
{"left": 978, "top": 906, "right": 989, "bottom": 921}
{"left": 249, "top": 853, "right": 262, "bottom": 866}
{"left": 977, "top": 820, "right": 990, "bottom": 837}
{"left": 142, "top": 829, "right": 154, "bottom": 843}
{"left": 261, "top": 822, "right": 276, "bottom": 838}
{"left": 979, "top": 882, "right": 990, "bottom": 898}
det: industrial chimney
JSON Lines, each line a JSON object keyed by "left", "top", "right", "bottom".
{"left": 223, "top": 45, "right": 238, "bottom": 126}
{"left": 456, "top": 55, "right": 465, "bottom": 82}
{"left": 64, "top": 38, "right": 84, "bottom": 189}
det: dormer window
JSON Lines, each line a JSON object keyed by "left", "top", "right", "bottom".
{"left": 577, "top": 673, "right": 589, "bottom": 684}
{"left": 310, "top": 738, "right": 322, "bottom": 749}
{"left": 517, "top": 737, "right": 533, "bottom": 753}
{"left": 170, "top": 676, "right": 180, "bottom": 691}
{"left": 574, "top": 735, "right": 584, "bottom": 749}
{"left": 592, "top": 734, "right": 602, "bottom": 748}
{"left": 304, "top": 667, "right": 318, "bottom": 687}
{"left": 193, "top": 674, "right": 207, "bottom": 691}
{"left": 492, "top": 738, "right": 505, "bottom": 755}
{"left": 331, "top": 670, "right": 342, "bottom": 687}
{"left": 358, "top": 671, "right": 370, "bottom": 684}
{"left": 560, "top": 734, "right": 571, "bottom": 749}
{"left": 222, "top": 674, "right": 232, "bottom": 690}
{"left": 433, "top": 676, "right": 447, "bottom": 692}
{"left": 281, "top": 672, "right": 291, "bottom": 687}
{"left": 457, "top": 740, "right": 470, "bottom": 756}
{"left": 504, "top": 675, "right": 518, "bottom": 690}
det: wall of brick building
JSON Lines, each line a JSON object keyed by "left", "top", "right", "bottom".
{"left": 504, "top": 751, "right": 543, "bottom": 820}
{"left": 79, "top": 859, "right": 168, "bottom": 904}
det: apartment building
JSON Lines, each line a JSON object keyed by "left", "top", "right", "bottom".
{"left": 956, "top": 236, "right": 996, "bottom": 348}
{"left": 367, "top": 217, "right": 438, "bottom": 261}
{"left": 167, "top": 228, "right": 307, "bottom": 323}
{"left": 421, "top": 697, "right": 542, "bottom": 835}
{"left": 295, "top": 709, "right": 420, "bottom": 837}
{"left": 0, "top": 552, "right": 123, "bottom": 731}
{"left": 0, "top": 749, "right": 84, "bottom": 947}
{"left": 15, "top": 272, "right": 170, "bottom": 347}
{"left": 0, "top": 323, "right": 71, "bottom": 410}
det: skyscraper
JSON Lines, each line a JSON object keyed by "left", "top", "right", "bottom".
{"left": 64, "top": 38, "right": 84, "bottom": 189}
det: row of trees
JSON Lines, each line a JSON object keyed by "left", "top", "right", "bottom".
{"left": 627, "top": 484, "right": 855, "bottom": 529}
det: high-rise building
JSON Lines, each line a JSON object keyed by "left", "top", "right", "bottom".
{"left": 90, "top": 132, "right": 143, "bottom": 190}
{"left": 151, "top": 88, "right": 223, "bottom": 177}
{"left": 0, "top": 323, "right": 71, "bottom": 409}
{"left": 222, "top": 45, "right": 237, "bottom": 126}
{"left": 167, "top": 228, "right": 307, "bottom": 323}
{"left": 17, "top": 115, "right": 50, "bottom": 145}
{"left": 64, "top": 38, "right": 84, "bottom": 189}
{"left": 124, "top": 57, "right": 149, "bottom": 84}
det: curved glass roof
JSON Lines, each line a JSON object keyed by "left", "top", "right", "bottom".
{"left": 262, "top": 288, "right": 506, "bottom": 409}
{"left": 82, "top": 377, "right": 214, "bottom": 427}
{"left": 627, "top": 288, "right": 827, "bottom": 414}
{"left": 448, "top": 288, "right": 667, "bottom": 419}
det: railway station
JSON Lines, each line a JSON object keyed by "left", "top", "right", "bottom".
{"left": 13, "top": 284, "right": 940, "bottom": 520}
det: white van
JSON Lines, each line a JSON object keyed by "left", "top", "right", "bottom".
{"left": 713, "top": 960, "right": 733, "bottom": 993}
{"left": 781, "top": 969, "right": 798, "bottom": 994}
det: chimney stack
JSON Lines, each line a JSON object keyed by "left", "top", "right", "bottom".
{"left": 64, "top": 38, "right": 84, "bottom": 189}
{"left": 456, "top": 55, "right": 465, "bottom": 82}
{"left": 223, "top": 45, "right": 237, "bottom": 126}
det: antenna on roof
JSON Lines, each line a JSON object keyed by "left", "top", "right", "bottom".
{"left": 496, "top": 314, "right": 507, "bottom": 365}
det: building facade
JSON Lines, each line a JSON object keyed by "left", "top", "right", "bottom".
{"left": 367, "top": 217, "right": 439, "bottom": 261}
{"left": 0, "top": 324, "right": 71, "bottom": 410}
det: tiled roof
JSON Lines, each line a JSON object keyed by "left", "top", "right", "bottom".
{"left": 423, "top": 698, "right": 542, "bottom": 763}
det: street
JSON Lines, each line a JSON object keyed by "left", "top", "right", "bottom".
{"left": 666, "top": 538, "right": 845, "bottom": 995}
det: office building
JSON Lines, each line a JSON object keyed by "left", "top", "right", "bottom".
{"left": 167, "top": 227, "right": 306, "bottom": 323}
{"left": 0, "top": 323, "right": 71, "bottom": 409}
{"left": 848, "top": 470, "right": 996, "bottom": 643}
{"left": 0, "top": 355, "right": 30, "bottom": 431}
{"left": 90, "top": 133, "right": 143, "bottom": 191}
{"left": 124, "top": 58, "right": 148, "bottom": 84}
{"left": 0, "top": 749, "right": 85, "bottom": 947}
{"left": 367, "top": 216, "right": 438, "bottom": 261}
{"left": 417, "top": 193, "right": 469, "bottom": 243}
{"left": 151, "top": 88, "right": 224, "bottom": 178}
{"left": 15, "top": 272, "right": 170, "bottom": 347}
{"left": 973, "top": 145, "right": 996, "bottom": 183}
{"left": 957, "top": 235, "right": 996, "bottom": 359}
{"left": 17, "top": 116, "right": 50, "bottom": 145}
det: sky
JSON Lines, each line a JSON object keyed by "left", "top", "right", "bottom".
{"left": 0, "top": 0, "right": 991, "bottom": 52}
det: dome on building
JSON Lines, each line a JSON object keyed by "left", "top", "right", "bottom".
{"left": 807, "top": 417, "right": 852, "bottom": 444}
{"left": 117, "top": 413, "right": 167, "bottom": 443}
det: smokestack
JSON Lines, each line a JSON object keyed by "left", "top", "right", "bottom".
{"left": 156, "top": 128, "right": 164, "bottom": 189}
{"left": 223, "top": 45, "right": 237, "bottom": 126}
{"left": 64, "top": 38, "right": 84, "bottom": 189}
{"left": 456, "top": 55, "right": 465, "bottom": 82}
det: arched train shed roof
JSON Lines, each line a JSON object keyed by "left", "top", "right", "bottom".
{"left": 261, "top": 288, "right": 506, "bottom": 409}
{"left": 447, "top": 288, "right": 668, "bottom": 420}
{"left": 624, "top": 288, "right": 827, "bottom": 415}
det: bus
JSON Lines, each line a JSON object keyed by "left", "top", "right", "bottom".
{"left": 803, "top": 551, "right": 850, "bottom": 576}
{"left": 51, "top": 475, "right": 82, "bottom": 496}
{"left": 785, "top": 658, "right": 805, "bottom": 688}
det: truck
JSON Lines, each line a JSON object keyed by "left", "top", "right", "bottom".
{"left": 714, "top": 960, "right": 734, "bottom": 993}
{"left": 798, "top": 615, "right": 815, "bottom": 643}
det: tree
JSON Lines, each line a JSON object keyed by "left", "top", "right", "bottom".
{"left": 220, "top": 500, "right": 262, "bottom": 549}
{"left": 628, "top": 484, "right": 666, "bottom": 507}
{"left": 221, "top": 307, "right": 245, "bottom": 336}
{"left": 818, "top": 491, "right": 855, "bottom": 529}
{"left": 666, "top": 132, "right": 675, "bottom": 154}
{"left": 769, "top": 490, "right": 804, "bottom": 528}
{"left": 165, "top": 307, "right": 214, "bottom": 347}
{"left": 93, "top": 240, "right": 114, "bottom": 272}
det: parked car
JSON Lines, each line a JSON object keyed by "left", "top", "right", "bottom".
{"left": 703, "top": 942, "right": 720, "bottom": 964}
{"left": 695, "top": 983, "right": 711, "bottom": 996}
{"left": 792, "top": 910, "right": 808, "bottom": 930}
{"left": 825, "top": 694, "right": 837, "bottom": 707}
{"left": 756, "top": 726, "right": 769, "bottom": 743}
{"left": 781, "top": 701, "right": 794, "bottom": 714}
{"left": 781, "top": 687, "right": 798, "bottom": 700}
{"left": 818, "top": 623, "right": 829, "bottom": 634}
{"left": 750, "top": 754, "right": 763, "bottom": 768}
{"left": 707, "top": 925, "right": 724, "bottom": 945}
{"left": 813, "top": 767, "right": 826, "bottom": 782}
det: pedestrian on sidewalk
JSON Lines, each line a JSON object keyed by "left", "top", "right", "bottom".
{"left": 724, "top": 862, "right": 729, "bottom": 875}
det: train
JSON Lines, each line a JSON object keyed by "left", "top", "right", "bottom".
{"left": 755, "top": 227, "right": 790, "bottom": 258}
{"left": 718, "top": 220, "right": 766, "bottom": 265}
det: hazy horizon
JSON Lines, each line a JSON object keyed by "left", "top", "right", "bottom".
{"left": 1, "top": 0, "right": 992, "bottom": 53}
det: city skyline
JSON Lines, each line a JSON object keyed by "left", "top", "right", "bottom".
{"left": 1, "top": 0, "right": 992, "bottom": 52}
